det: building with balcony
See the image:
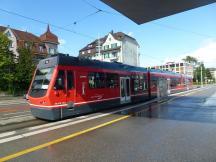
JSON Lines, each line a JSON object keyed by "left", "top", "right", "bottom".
{"left": 0, "top": 25, "right": 59, "bottom": 63}
{"left": 148, "top": 62, "right": 194, "bottom": 78}
{"left": 79, "top": 31, "right": 140, "bottom": 66}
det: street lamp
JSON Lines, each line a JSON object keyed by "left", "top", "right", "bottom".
{"left": 195, "top": 62, "right": 203, "bottom": 87}
{"left": 200, "top": 63, "right": 203, "bottom": 87}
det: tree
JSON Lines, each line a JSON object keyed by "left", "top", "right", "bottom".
{"left": 15, "top": 47, "right": 35, "bottom": 93}
{"left": 205, "top": 68, "right": 213, "bottom": 83}
{"left": 182, "top": 56, "right": 198, "bottom": 65}
{"left": 0, "top": 33, "right": 15, "bottom": 92}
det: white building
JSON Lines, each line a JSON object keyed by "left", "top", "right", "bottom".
{"left": 149, "top": 62, "right": 194, "bottom": 78}
{"left": 79, "top": 31, "right": 140, "bottom": 66}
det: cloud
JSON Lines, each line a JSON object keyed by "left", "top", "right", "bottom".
{"left": 59, "top": 38, "right": 66, "bottom": 46}
{"left": 165, "top": 39, "right": 216, "bottom": 68}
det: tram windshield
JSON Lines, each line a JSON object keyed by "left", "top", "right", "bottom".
{"left": 31, "top": 67, "right": 54, "bottom": 90}
{"left": 29, "top": 67, "right": 54, "bottom": 98}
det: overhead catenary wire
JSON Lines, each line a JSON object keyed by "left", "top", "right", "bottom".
{"left": 81, "top": 0, "right": 215, "bottom": 38}
{"left": 65, "top": 10, "right": 102, "bottom": 27}
{"left": 152, "top": 22, "right": 215, "bottom": 38}
{"left": 82, "top": 0, "right": 120, "bottom": 16}
{"left": 65, "top": 0, "right": 120, "bottom": 26}
{"left": 0, "top": 7, "right": 96, "bottom": 39}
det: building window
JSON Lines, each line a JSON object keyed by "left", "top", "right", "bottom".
{"left": 49, "top": 48, "right": 55, "bottom": 54}
{"left": 96, "top": 46, "right": 101, "bottom": 52}
{"left": 104, "top": 45, "right": 109, "bottom": 50}
{"left": 25, "top": 41, "right": 34, "bottom": 49}
{"left": 82, "top": 51, "right": 85, "bottom": 54}
{"left": 104, "top": 53, "right": 110, "bottom": 59}
{"left": 9, "top": 41, "right": 13, "bottom": 48}
{"left": 25, "top": 42, "right": 28, "bottom": 48}
{"left": 111, "top": 52, "right": 117, "bottom": 58}
{"left": 87, "top": 50, "right": 91, "bottom": 53}
{"left": 111, "top": 43, "right": 117, "bottom": 48}
{"left": 39, "top": 46, "right": 43, "bottom": 52}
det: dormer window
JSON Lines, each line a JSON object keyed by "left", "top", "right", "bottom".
{"left": 5, "top": 31, "right": 11, "bottom": 37}
{"left": 87, "top": 50, "right": 91, "bottom": 53}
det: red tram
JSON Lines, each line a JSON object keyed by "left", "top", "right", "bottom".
{"left": 28, "top": 54, "right": 193, "bottom": 120}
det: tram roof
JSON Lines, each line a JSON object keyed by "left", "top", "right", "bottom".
{"left": 38, "top": 53, "right": 148, "bottom": 73}
{"left": 149, "top": 69, "right": 182, "bottom": 77}
{"left": 38, "top": 54, "right": 188, "bottom": 77}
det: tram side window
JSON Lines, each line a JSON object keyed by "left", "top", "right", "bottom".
{"left": 88, "top": 72, "right": 106, "bottom": 88}
{"left": 106, "top": 73, "right": 119, "bottom": 88}
{"left": 88, "top": 72, "right": 95, "bottom": 88}
{"left": 177, "top": 78, "right": 181, "bottom": 86}
{"left": 140, "top": 76, "right": 147, "bottom": 91}
{"left": 132, "top": 75, "right": 139, "bottom": 92}
{"left": 171, "top": 78, "right": 177, "bottom": 88}
{"left": 67, "top": 71, "right": 74, "bottom": 89}
{"left": 151, "top": 76, "right": 157, "bottom": 88}
{"left": 54, "top": 70, "right": 65, "bottom": 90}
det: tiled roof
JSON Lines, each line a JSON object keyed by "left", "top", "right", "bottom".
{"left": 0, "top": 25, "right": 41, "bottom": 42}
{"left": 13, "top": 29, "right": 41, "bottom": 42}
{"left": 40, "top": 25, "right": 59, "bottom": 44}
{"left": 80, "top": 36, "right": 106, "bottom": 51}
{"left": 0, "top": 25, "right": 55, "bottom": 56}
{"left": 112, "top": 32, "right": 138, "bottom": 44}
{"left": 0, "top": 26, "right": 6, "bottom": 33}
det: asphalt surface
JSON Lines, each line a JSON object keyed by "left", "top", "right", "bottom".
{"left": 0, "top": 99, "right": 47, "bottom": 132}
{"left": 0, "top": 85, "right": 216, "bottom": 162}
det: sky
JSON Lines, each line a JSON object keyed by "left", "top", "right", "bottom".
{"left": 0, "top": 0, "right": 216, "bottom": 68}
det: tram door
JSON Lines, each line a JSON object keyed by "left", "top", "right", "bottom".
{"left": 120, "top": 77, "right": 131, "bottom": 104}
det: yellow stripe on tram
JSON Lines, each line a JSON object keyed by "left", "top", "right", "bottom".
{"left": 0, "top": 115, "right": 130, "bottom": 162}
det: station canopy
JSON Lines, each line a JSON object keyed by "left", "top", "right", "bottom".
{"left": 101, "top": 0, "right": 216, "bottom": 24}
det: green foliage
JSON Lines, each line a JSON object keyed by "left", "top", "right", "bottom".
{"left": 194, "top": 63, "right": 214, "bottom": 84}
{"left": 15, "top": 48, "right": 35, "bottom": 92}
{"left": 0, "top": 33, "right": 35, "bottom": 95}
{"left": 0, "top": 33, "right": 15, "bottom": 92}
{"left": 182, "top": 56, "right": 198, "bottom": 65}
{"left": 182, "top": 56, "right": 215, "bottom": 84}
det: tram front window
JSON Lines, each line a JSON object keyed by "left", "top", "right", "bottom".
{"left": 29, "top": 67, "right": 54, "bottom": 97}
